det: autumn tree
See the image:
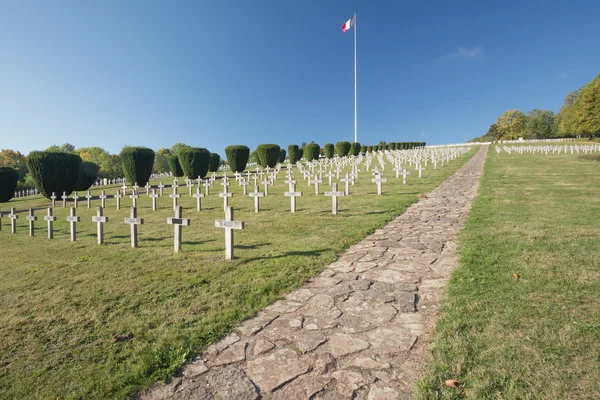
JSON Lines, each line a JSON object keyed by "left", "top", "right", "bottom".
{"left": 574, "top": 73, "right": 600, "bottom": 139}
{"left": 495, "top": 110, "right": 527, "bottom": 139}
{"left": 558, "top": 88, "right": 583, "bottom": 136}
{"left": 153, "top": 148, "right": 173, "bottom": 174}
{"left": 523, "top": 109, "right": 557, "bottom": 139}
{"left": 0, "top": 149, "right": 28, "bottom": 181}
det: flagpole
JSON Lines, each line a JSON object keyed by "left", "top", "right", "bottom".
{"left": 354, "top": 12, "right": 357, "bottom": 143}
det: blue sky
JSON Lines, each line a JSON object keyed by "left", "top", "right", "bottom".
{"left": 1, "top": 0, "right": 599, "bottom": 156}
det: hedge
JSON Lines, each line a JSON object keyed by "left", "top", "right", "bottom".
{"left": 323, "top": 143, "right": 335, "bottom": 159}
{"left": 26, "top": 151, "right": 82, "bottom": 199}
{"left": 335, "top": 141, "right": 351, "bottom": 157}
{"left": 178, "top": 147, "right": 210, "bottom": 178}
{"left": 350, "top": 142, "right": 361, "bottom": 156}
{"left": 288, "top": 145, "right": 300, "bottom": 164}
{"left": 208, "top": 153, "right": 221, "bottom": 173}
{"left": 255, "top": 144, "right": 281, "bottom": 168}
{"left": 120, "top": 147, "right": 155, "bottom": 186}
{"left": 73, "top": 161, "right": 100, "bottom": 191}
{"left": 225, "top": 145, "right": 250, "bottom": 172}
{"left": 0, "top": 167, "right": 19, "bottom": 202}
{"left": 168, "top": 155, "right": 184, "bottom": 177}
{"left": 360, "top": 145, "right": 367, "bottom": 153}
{"left": 278, "top": 148, "right": 286, "bottom": 163}
{"left": 303, "top": 143, "right": 320, "bottom": 161}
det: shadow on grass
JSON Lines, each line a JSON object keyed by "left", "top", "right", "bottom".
{"left": 240, "top": 248, "right": 329, "bottom": 263}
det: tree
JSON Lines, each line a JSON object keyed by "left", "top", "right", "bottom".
{"left": 335, "top": 141, "right": 351, "bottom": 157}
{"left": 574, "top": 74, "right": 600, "bottom": 139}
{"left": 26, "top": 151, "right": 82, "bottom": 199}
{"left": 77, "top": 147, "right": 122, "bottom": 179}
{"left": 178, "top": 147, "right": 210, "bottom": 179}
{"left": 208, "top": 153, "right": 221, "bottom": 172}
{"left": 278, "top": 148, "right": 286, "bottom": 163}
{"left": 168, "top": 155, "right": 184, "bottom": 177}
{"left": 47, "top": 143, "right": 75, "bottom": 153}
{"left": 0, "top": 167, "right": 19, "bottom": 202}
{"left": 170, "top": 143, "right": 191, "bottom": 156}
{"left": 288, "top": 144, "right": 300, "bottom": 164}
{"left": 323, "top": 143, "right": 335, "bottom": 159}
{"left": 153, "top": 148, "right": 172, "bottom": 174}
{"left": 557, "top": 88, "right": 583, "bottom": 137}
{"left": 303, "top": 143, "right": 320, "bottom": 161}
{"left": 119, "top": 147, "right": 155, "bottom": 186}
{"left": 73, "top": 162, "right": 100, "bottom": 191}
{"left": 0, "top": 149, "right": 28, "bottom": 182}
{"left": 496, "top": 110, "right": 527, "bottom": 139}
{"left": 523, "top": 109, "right": 557, "bottom": 139}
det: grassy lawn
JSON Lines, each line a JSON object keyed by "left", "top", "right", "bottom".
{"left": 416, "top": 145, "right": 600, "bottom": 399}
{"left": 0, "top": 149, "right": 474, "bottom": 399}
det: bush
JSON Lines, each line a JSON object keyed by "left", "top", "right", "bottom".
{"left": 360, "top": 145, "right": 367, "bottom": 153}
{"left": 120, "top": 147, "right": 155, "bottom": 186}
{"left": 208, "top": 153, "right": 221, "bottom": 172}
{"left": 26, "top": 151, "right": 82, "bottom": 199}
{"left": 389, "top": 142, "right": 396, "bottom": 150}
{"left": 225, "top": 145, "right": 250, "bottom": 172}
{"left": 288, "top": 145, "right": 300, "bottom": 164}
{"left": 178, "top": 147, "right": 210, "bottom": 178}
{"left": 255, "top": 144, "right": 281, "bottom": 168}
{"left": 323, "top": 143, "right": 335, "bottom": 159}
{"left": 73, "top": 161, "right": 100, "bottom": 191}
{"left": 168, "top": 155, "right": 184, "bottom": 177}
{"left": 335, "top": 141, "right": 351, "bottom": 157}
{"left": 278, "top": 148, "right": 286, "bottom": 163}
{"left": 0, "top": 167, "right": 19, "bottom": 202}
{"left": 303, "top": 143, "right": 320, "bottom": 161}
{"left": 350, "top": 142, "right": 361, "bottom": 156}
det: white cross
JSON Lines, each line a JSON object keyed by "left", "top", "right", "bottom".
{"left": 124, "top": 207, "right": 144, "bottom": 248}
{"left": 193, "top": 187, "right": 205, "bottom": 212}
{"left": 215, "top": 206, "right": 245, "bottom": 260}
{"left": 50, "top": 192, "right": 57, "bottom": 207}
{"left": 169, "top": 187, "right": 181, "bottom": 209}
{"left": 43, "top": 208, "right": 57, "bottom": 239}
{"left": 91, "top": 207, "right": 109, "bottom": 245}
{"left": 325, "top": 183, "right": 345, "bottom": 215}
{"left": 372, "top": 175, "right": 388, "bottom": 195}
{"left": 167, "top": 206, "right": 191, "bottom": 253}
{"left": 149, "top": 189, "right": 159, "bottom": 211}
{"left": 66, "top": 207, "right": 81, "bottom": 242}
{"left": 248, "top": 186, "right": 264, "bottom": 213}
{"left": 284, "top": 183, "right": 302, "bottom": 213}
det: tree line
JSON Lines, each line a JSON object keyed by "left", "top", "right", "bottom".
{"left": 476, "top": 72, "right": 600, "bottom": 141}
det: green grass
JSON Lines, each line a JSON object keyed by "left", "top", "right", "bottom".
{"left": 416, "top": 146, "right": 600, "bottom": 399}
{"left": 0, "top": 150, "right": 474, "bottom": 399}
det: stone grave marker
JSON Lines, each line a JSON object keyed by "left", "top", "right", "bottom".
{"left": 42, "top": 207, "right": 57, "bottom": 239}
{"left": 219, "top": 185, "right": 233, "bottom": 211}
{"left": 9, "top": 208, "right": 18, "bottom": 234}
{"left": 193, "top": 187, "right": 205, "bottom": 211}
{"left": 50, "top": 192, "right": 57, "bottom": 207}
{"left": 325, "top": 183, "right": 345, "bottom": 215}
{"left": 415, "top": 165, "right": 425, "bottom": 178}
{"left": 158, "top": 182, "right": 165, "bottom": 196}
{"left": 249, "top": 186, "right": 264, "bottom": 213}
{"left": 124, "top": 207, "right": 144, "bottom": 248}
{"left": 85, "top": 191, "right": 93, "bottom": 208}
{"left": 115, "top": 190, "right": 122, "bottom": 210}
{"left": 130, "top": 190, "right": 139, "bottom": 208}
{"left": 26, "top": 208, "right": 37, "bottom": 236}
{"left": 66, "top": 207, "right": 80, "bottom": 242}
{"left": 401, "top": 168, "right": 411, "bottom": 185}
{"left": 72, "top": 192, "right": 80, "bottom": 207}
{"left": 167, "top": 206, "right": 191, "bottom": 253}
{"left": 92, "top": 207, "right": 109, "bottom": 245}
{"left": 372, "top": 175, "right": 388, "bottom": 195}
{"left": 170, "top": 186, "right": 181, "bottom": 209}
{"left": 340, "top": 173, "right": 352, "bottom": 196}
{"left": 215, "top": 206, "right": 245, "bottom": 260}
{"left": 284, "top": 183, "right": 302, "bottom": 213}
{"left": 99, "top": 191, "right": 107, "bottom": 208}
{"left": 149, "top": 189, "right": 159, "bottom": 211}
{"left": 62, "top": 192, "right": 68, "bottom": 207}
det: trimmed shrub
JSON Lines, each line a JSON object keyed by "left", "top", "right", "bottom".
{"left": 350, "top": 142, "right": 361, "bottom": 156}
{"left": 73, "top": 161, "right": 100, "bottom": 191}
{"left": 178, "top": 147, "right": 210, "bottom": 178}
{"left": 278, "top": 148, "right": 286, "bottom": 163}
{"left": 0, "top": 167, "right": 19, "bottom": 202}
{"left": 255, "top": 144, "right": 281, "bottom": 168}
{"left": 389, "top": 142, "right": 396, "bottom": 150}
{"left": 335, "top": 141, "right": 351, "bottom": 157}
{"left": 120, "top": 147, "right": 155, "bottom": 186}
{"left": 288, "top": 145, "right": 300, "bottom": 164}
{"left": 208, "top": 153, "right": 221, "bottom": 172}
{"left": 367, "top": 146, "right": 373, "bottom": 153}
{"left": 225, "top": 145, "right": 250, "bottom": 172}
{"left": 323, "top": 143, "right": 335, "bottom": 159}
{"left": 360, "top": 145, "right": 367, "bottom": 153}
{"left": 303, "top": 143, "right": 320, "bottom": 161}
{"left": 26, "top": 151, "right": 82, "bottom": 199}
{"left": 168, "top": 155, "right": 184, "bottom": 177}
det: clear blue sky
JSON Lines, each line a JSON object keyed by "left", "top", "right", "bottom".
{"left": 1, "top": 0, "right": 599, "bottom": 156}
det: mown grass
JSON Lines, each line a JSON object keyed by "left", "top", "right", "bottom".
{"left": 416, "top": 146, "right": 600, "bottom": 399}
{"left": 0, "top": 149, "right": 474, "bottom": 399}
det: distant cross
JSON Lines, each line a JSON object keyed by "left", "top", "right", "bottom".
{"left": 61, "top": 192, "right": 68, "bottom": 207}
{"left": 415, "top": 165, "right": 425, "bottom": 178}
{"left": 400, "top": 168, "right": 411, "bottom": 185}
{"left": 248, "top": 185, "right": 264, "bottom": 213}
{"left": 115, "top": 190, "right": 122, "bottom": 210}
{"left": 145, "top": 183, "right": 151, "bottom": 196}
{"left": 91, "top": 207, "right": 109, "bottom": 245}
{"left": 8, "top": 207, "right": 18, "bottom": 234}
{"left": 50, "top": 192, "right": 57, "bottom": 207}
{"left": 372, "top": 175, "right": 388, "bottom": 196}
{"left": 170, "top": 186, "right": 181, "bottom": 209}
{"left": 130, "top": 190, "right": 139, "bottom": 208}
{"left": 124, "top": 207, "right": 144, "bottom": 248}
{"left": 204, "top": 180, "right": 211, "bottom": 196}
{"left": 26, "top": 208, "right": 37, "bottom": 236}
{"left": 219, "top": 184, "right": 233, "bottom": 210}
{"left": 187, "top": 181, "right": 194, "bottom": 196}
{"left": 121, "top": 183, "right": 128, "bottom": 196}
{"left": 99, "top": 190, "right": 107, "bottom": 208}
{"left": 325, "top": 183, "right": 345, "bottom": 215}
{"left": 261, "top": 179, "right": 270, "bottom": 196}
{"left": 215, "top": 206, "right": 245, "bottom": 260}
{"left": 313, "top": 177, "right": 322, "bottom": 195}
{"left": 72, "top": 192, "right": 80, "bottom": 207}
{"left": 240, "top": 179, "right": 249, "bottom": 195}
{"left": 149, "top": 189, "right": 159, "bottom": 211}
{"left": 44, "top": 208, "right": 56, "bottom": 239}
{"left": 325, "top": 171, "right": 334, "bottom": 186}
{"left": 66, "top": 207, "right": 80, "bottom": 242}
{"left": 193, "top": 187, "right": 205, "bottom": 211}
{"left": 284, "top": 183, "right": 302, "bottom": 213}
{"left": 132, "top": 182, "right": 139, "bottom": 192}
{"left": 167, "top": 206, "right": 191, "bottom": 253}
{"left": 158, "top": 182, "right": 165, "bottom": 196}
{"left": 85, "top": 190, "right": 93, "bottom": 208}
{"left": 340, "top": 173, "right": 352, "bottom": 196}
{"left": 172, "top": 179, "right": 179, "bottom": 191}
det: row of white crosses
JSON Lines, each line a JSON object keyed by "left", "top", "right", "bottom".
{"left": 497, "top": 144, "right": 600, "bottom": 155}
{"left": 13, "top": 188, "right": 39, "bottom": 198}
{"left": 0, "top": 205, "right": 246, "bottom": 259}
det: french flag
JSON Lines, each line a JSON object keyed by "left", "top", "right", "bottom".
{"left": 341, "top": 16, "right": 355, "bottom": 32}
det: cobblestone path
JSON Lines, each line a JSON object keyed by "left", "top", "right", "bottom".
{"left": 141, "top": 145, "right": 488, "bottom": 400}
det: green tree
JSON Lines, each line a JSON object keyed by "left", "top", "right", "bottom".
{"left": 524, "top": 109, "right": 557, "bottom": 139}
{"left": 47, "top": 143, "right": 75, "bottom": 153}
{"left": 574, "top": 74, "right": 600, "bottom": 139}
{"left": 558, "top": 88, "right": 583, "bottom": 137}
{"left": 496, "top": 110, "right": 527, "bottom": 139}
{"left": 171, "top": 143, "right": 191, "bottom": 156}
{"left": 153, "top": 148, "right": 172, "bottom": 174}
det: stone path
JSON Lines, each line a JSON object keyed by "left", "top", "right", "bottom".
{"left": 140, "top": 145, "right": 488, "bottom": 400}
